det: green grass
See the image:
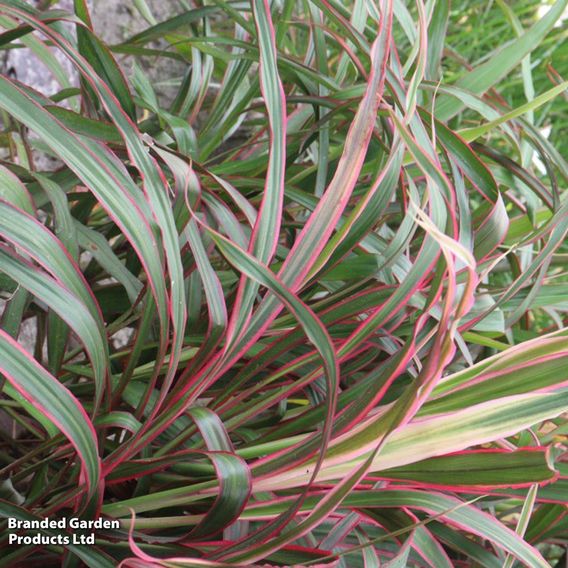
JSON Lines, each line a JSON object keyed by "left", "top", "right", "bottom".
{"left": 0, "top": 0, "right": 566, "bottom": 566}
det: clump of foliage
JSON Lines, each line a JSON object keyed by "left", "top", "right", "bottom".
{"left": 0, "top": 0, "right": 566, "bottom": 565}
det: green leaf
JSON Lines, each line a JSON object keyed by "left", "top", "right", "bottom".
{"left": 379, "top": 449, "right": 557, "bottom": 487}
{"left": 0, "top": 246, "right": 109, "bottom": 413}
{"left": 0, "top": 330, "right": 100, "bottom": 498}
{"left": 435, "top": 0, "right": 568, "bottom": 120}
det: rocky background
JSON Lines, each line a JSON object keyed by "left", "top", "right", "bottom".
{"left": 3, "top": 0, "right": 185, "bottom": 100}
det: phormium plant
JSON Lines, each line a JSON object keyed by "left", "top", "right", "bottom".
{"left": 0, "top": 0, "right": 566, "bottom": 566}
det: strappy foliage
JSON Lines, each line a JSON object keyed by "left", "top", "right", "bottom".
{"left": 0, "top": 0, "right": 566, "bottom": 565}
